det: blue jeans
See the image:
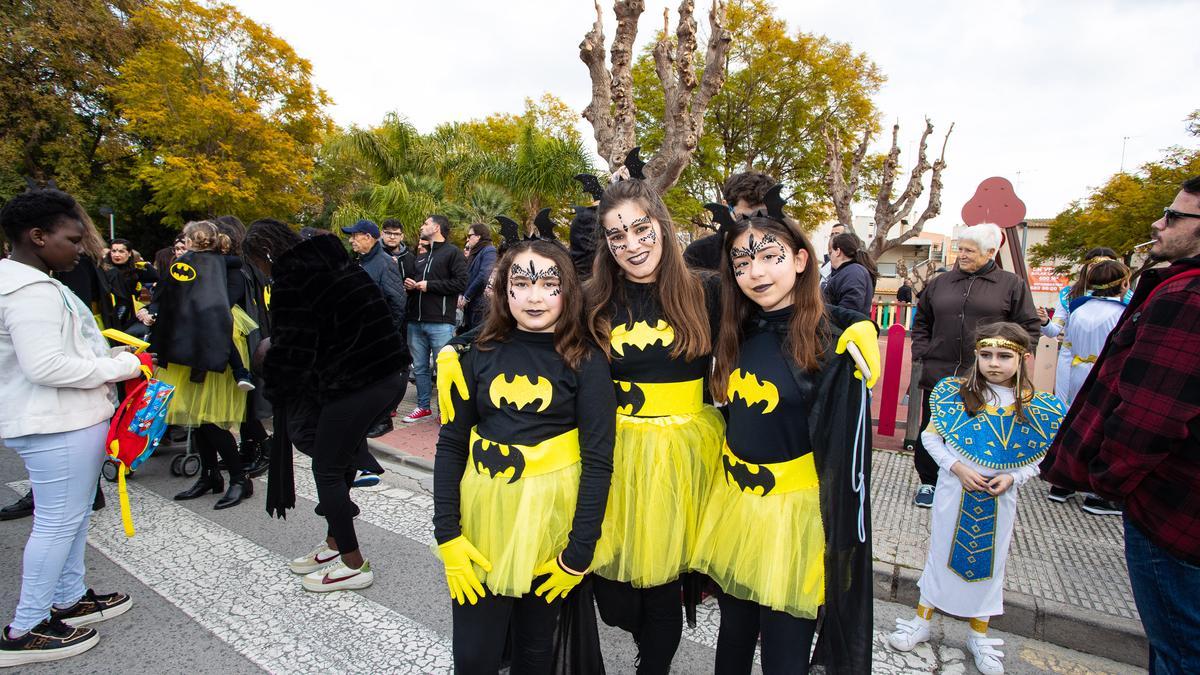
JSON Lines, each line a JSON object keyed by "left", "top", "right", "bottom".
{"left": 407, "top": 321, "right": 456, "bottom": 409}
{"left": 6, "top": 422, "right": 107, "bottom": 630}
{"left": 1125, "top": 515, "right": 1200, "bottom": 675}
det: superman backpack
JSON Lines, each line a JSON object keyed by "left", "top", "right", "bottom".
{"left": 105, "top": 352, "right": 175, "bottom": 536}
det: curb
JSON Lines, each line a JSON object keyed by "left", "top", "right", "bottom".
{"left": 872, "top": 561, "right": 1148, "bottom": 668}
{"left": 367, "top": 439, "right": 435, "bottom": 473}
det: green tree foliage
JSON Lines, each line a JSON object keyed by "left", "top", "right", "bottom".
{"left": 631, "top": 0, "right": 883, "bottom": 229}
{"left": 113, "top": 0, "right": 331, "bottom": 225}
{"left": 1031, "top": 112, "right": 1200, "bottom": 271}
{"left": 319, "top": 97, "right": 593, "bottom": 242}
{"left": 0, "top": 0, "right": 143, "bottom": 205}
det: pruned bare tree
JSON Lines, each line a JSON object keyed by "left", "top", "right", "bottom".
{"left": 579, "top": 0, "right": 732, "bottom": 194}
{"left": 822, "top": 118, "right": 953, "bottom": 259}
{"left": 896, "top": 257, "right": 941, "bottom": 294}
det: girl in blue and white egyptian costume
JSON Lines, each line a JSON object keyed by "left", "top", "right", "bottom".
{"left": 887, "top": 322, "right": 1065, "bottom": 675}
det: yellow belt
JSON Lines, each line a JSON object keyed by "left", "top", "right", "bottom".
{"left": 721, "top": 444, "right": 818, "bottom": 496}
{"left": 613, "top": 378, "right": 704, "bottom": 417}
{"left": 1071, "top": 354, "right": 1097, "bottom": 366}
{"left": 468, "top": 427, "right": 579, "bottom": 483}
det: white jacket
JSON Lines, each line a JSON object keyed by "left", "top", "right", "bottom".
{"left": 0, "top": 258, "right": 141, "bottom": 438}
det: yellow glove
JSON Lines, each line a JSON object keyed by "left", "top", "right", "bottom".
{"left": 835, "top": 320, "right": 881, "bottom": 389}
{"left": 438, "top": 535, "right": 492, "bottom": 605}
{"left": 436, "top": 346, "right": 470, "bottom": 423}
{"left": 533, "top": 554, "right": 585, "bottom": 603}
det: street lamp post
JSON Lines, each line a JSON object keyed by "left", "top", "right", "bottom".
{"left": 98, "top": 205, "right": 114, "bottom": 241}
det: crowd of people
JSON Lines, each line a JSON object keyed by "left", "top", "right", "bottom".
{"left": 0, "top": 171, "right": 1197, "bottom": 675}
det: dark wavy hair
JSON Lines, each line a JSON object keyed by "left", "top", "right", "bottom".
{"left": 478, "top": 239, "right": 589, "bottom": 371}
{"left": 831, "top": 232, "right": 878, "bottom": 282}
{"left": 711, "top": 216, "right": 828, "bottom": 402}
{"left": 585, "top": 179, "right": 710, "bottom": 361}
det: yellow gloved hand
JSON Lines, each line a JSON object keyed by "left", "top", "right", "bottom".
{"left": 436, "top": 346, "right": 469, "bottom": 423}
{"left": 438, "top": 535, "right": 492, "bottom": 605}
{"left": 533, "top": 554, "right": 585, "bottom": 603}
{"left": 835, "top": 320, "right": 881, "bottom": 389}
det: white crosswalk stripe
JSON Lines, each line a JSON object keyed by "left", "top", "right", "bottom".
{"left": 10, "top": 478, "right": 453, "bottom": 674}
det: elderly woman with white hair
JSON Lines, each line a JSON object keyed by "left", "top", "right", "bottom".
{"left": 907, "top": 223, "right": 1042, "bottom": 507}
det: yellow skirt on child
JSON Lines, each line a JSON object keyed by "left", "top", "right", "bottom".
{"left": 692, "top": 447, "right": 826, "bottom": 619}
{"left": 156, "top": 306, "right": 256, "bottom": 428}
{"left": 590, "top": 405, "right": 724, "bottom": 587}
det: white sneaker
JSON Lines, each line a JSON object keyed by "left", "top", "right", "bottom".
{"left": 887, "top": 617, "right": 931, "bottom": 652}
{"left": 289, "top": 544, "right": 339, "bottom": 575}
{"left": 967, "top": 633, "right": 1005, "bottom": 675}
{"left": 302, "top": 559, "right": 373, "bottom": 592}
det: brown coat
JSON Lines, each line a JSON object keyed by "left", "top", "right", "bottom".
{"left": 910, "top": 262, "right": 1041, "bottom": 389}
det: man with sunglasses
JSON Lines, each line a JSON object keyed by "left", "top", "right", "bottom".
{"left": 1043, "top": 176, "right": 1200, "bottom": 674}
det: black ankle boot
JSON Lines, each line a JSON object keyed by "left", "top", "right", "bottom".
{"left": 244, "top": 439, "right": 270, "bottom": 479}
{"left": 214, "top": 475, "right": 253, "bottom": 510}
{"left": 174, "top": 472, "right": 224, "bottom": 501}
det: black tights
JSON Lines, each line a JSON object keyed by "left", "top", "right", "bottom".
{"left": 451, "top": 591, "right": 561, "bottom": 674}
{"left": 714, "top": 592, "right": 817, "bottom": 675}
{"left": 593, "top": 576, "right": 682, "bottom": 675}
{"left": 194, "top": 423, "right": 241, "bottom": 479}
{"left": 912, "top": 388, "right": 938, "bottom": 485}
{"left": 240, "top": 418, "right": 268, "bottom": 444}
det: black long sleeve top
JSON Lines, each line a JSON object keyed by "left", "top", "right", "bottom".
{"left": 724, "top": 307, "right": 815, "bottom": 464}
{"left": 433, "top": 330, "right": 616, "bottom": 572}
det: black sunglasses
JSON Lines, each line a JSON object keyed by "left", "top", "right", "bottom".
{"left": 1164, "top": 208, "right": 1200, "bottom": 227}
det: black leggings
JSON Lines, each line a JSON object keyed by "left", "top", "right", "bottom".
{"left": 911, "top": 388, "right": 938, "bottom": 485}
{"left": 714, "top": 592, "right": 817, "bottom": 675}
{"left": 593, "top": 576, "right": 682, "bottom": 675}
{"left": 451, "top": 590, "right": 561, "bottom": 675}
{"left": 295, "top": 371, "right": 403, "bottom": 555}
{"left": 194, "top": 423, "right": 241, "bottom": 479}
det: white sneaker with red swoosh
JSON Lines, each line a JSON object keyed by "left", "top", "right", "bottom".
{"left": 289, "top": 544, "right": 340, "bottom": 575}
{"left": 302, "top": 560, "right": 373, "bottom": 592}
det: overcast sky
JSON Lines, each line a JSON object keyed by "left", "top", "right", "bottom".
{"left": 229, "top": 0, "right": 1199, "bottom": 233}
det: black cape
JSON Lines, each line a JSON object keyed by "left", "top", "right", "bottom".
{"left": 151, "top": 250, "right": 233, "bottom": 374}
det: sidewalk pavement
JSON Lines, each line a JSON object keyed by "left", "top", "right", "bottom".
{"left": 371, "top": 376, "right": 1148, "bottom": 668}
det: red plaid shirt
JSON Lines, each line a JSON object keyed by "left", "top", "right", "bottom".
{"left": 1042, "top": 258, "right": 1200, "bottom": 564}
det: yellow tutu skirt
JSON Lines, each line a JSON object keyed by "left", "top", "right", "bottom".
{"left": 692, "top": 472, "right": 826, "bottom": 619}
{"left": 459, "top": 462, "right": 581, "bottom": 598}
{"left": 590, "top": 405, "right": 724, "bottom": 587}
{"left": 156, "top": 306, "right": 256, "bottom": 428}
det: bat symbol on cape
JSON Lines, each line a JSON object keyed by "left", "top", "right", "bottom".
{"left": 472, "top": 437, "right": 526, "bottom": 483}
{"left": 726, "top": 368, "right": 780, "bottom": 414}
{"left": 610, "top": 320, "right": 674, "bottom": 357}
{"left": 170, "top": 262, "right": 197, "bottom": 282}
{"left": 722, "top": 454, "right": 776, "bottom": 495}
{"left": 488, "top": 373, "right": 553, "bottom": 412}
{"left": 615, "top": 381, "right": 646, "bottom": 416}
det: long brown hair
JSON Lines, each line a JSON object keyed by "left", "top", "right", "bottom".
{"left": 1068, "top": 247, "right": 1118, "bottom": 301}
{"left": 831, "top": 232, "right": 878, "bottom": 282}
{"left": 585, "top": 179, "right": 710, "bottom": 360}
{"left": 477, "top": 239, "right": 590, "bottom": 371}
{"left": 711, "top": 216, "right": 828, "bottom": 402}
{"left": 961, "top": 321, "right": 1034, "bottom": 423}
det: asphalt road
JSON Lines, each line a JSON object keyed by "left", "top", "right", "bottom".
{"left": 0, "top": 442, "right": 1141, "bottom": 674}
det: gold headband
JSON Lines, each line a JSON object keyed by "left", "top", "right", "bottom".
{"left": 1089, "top": 274, "right": 1129, "bottom": 291}
{"left": 976, "top": 337, "right": 1027, "bottom": 354}
{"left": 1084, "top": 256, "right": 1115, "bottom": 266}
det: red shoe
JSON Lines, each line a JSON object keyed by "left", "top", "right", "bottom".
{"left": 402, "top": 407, "right": 432, "bottom": 423}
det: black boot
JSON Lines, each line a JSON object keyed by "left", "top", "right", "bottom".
{"left": 174, "top": 472, "right": 224, "bottom": 500}
{"left": 0, "top": 490, "right": 33, "bottom": 521}
{"left": 243, "top": 438, "right": 270, "bottom": 479}
{"left": 214, "top": 475, "right": 253, "bottom": 510}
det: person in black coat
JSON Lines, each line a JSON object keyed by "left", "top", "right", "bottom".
{"left": 460, "top": 222, "right": 496, "bottom": 331}
{"left": 823, "top": 232, "right": 878, "bottom": 318}
{"left": 244, "top": 220, "right": 410, "bottom": 592}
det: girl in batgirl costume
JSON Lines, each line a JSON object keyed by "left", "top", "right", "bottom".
{"left": 148, "top": 220, "right": 257, "bottom": 509}
{"left": 888, "top": 322, "right": 1065, "bottom": 675}
{"left": 692, "top": 213, "right": 875, "bottom": 674}
{"left": 433, "top": 239, "right": 615, "bottom": 674}
{"left": 583, "top": 177, "right": 725, "bottom": 674}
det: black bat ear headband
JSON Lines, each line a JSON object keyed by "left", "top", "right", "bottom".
{"left": 608, "top": 146, "right": 647, "bottom": 184}
{"left": 745, "top": 183, "right": 787, "bottom": 224}
{"left": 496, "top": 211, "right": 560, "bottom": 252}
{"left": 496, "top": 215, "right": 521, "bottom": 252}
{"left": 704, "top": 202, "right": 742, "bottom": 237}
{"left": 573, "top": 173, "right": 604, "bottom": 202}
{"left": 532, "top": 208, "right": 558, "bottom": 241}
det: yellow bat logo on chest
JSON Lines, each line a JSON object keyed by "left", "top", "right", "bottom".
{"left": 611, "top": 320, "right": 674, "bottom": 357}
{"left": 727, "top": 368, "right": 779, "bottom": 414}
{"left": 170, "top": 262, "right": 197, "bottom": 282}
{"left": 488, "top": 374, "right": 553, "bottom": 412}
